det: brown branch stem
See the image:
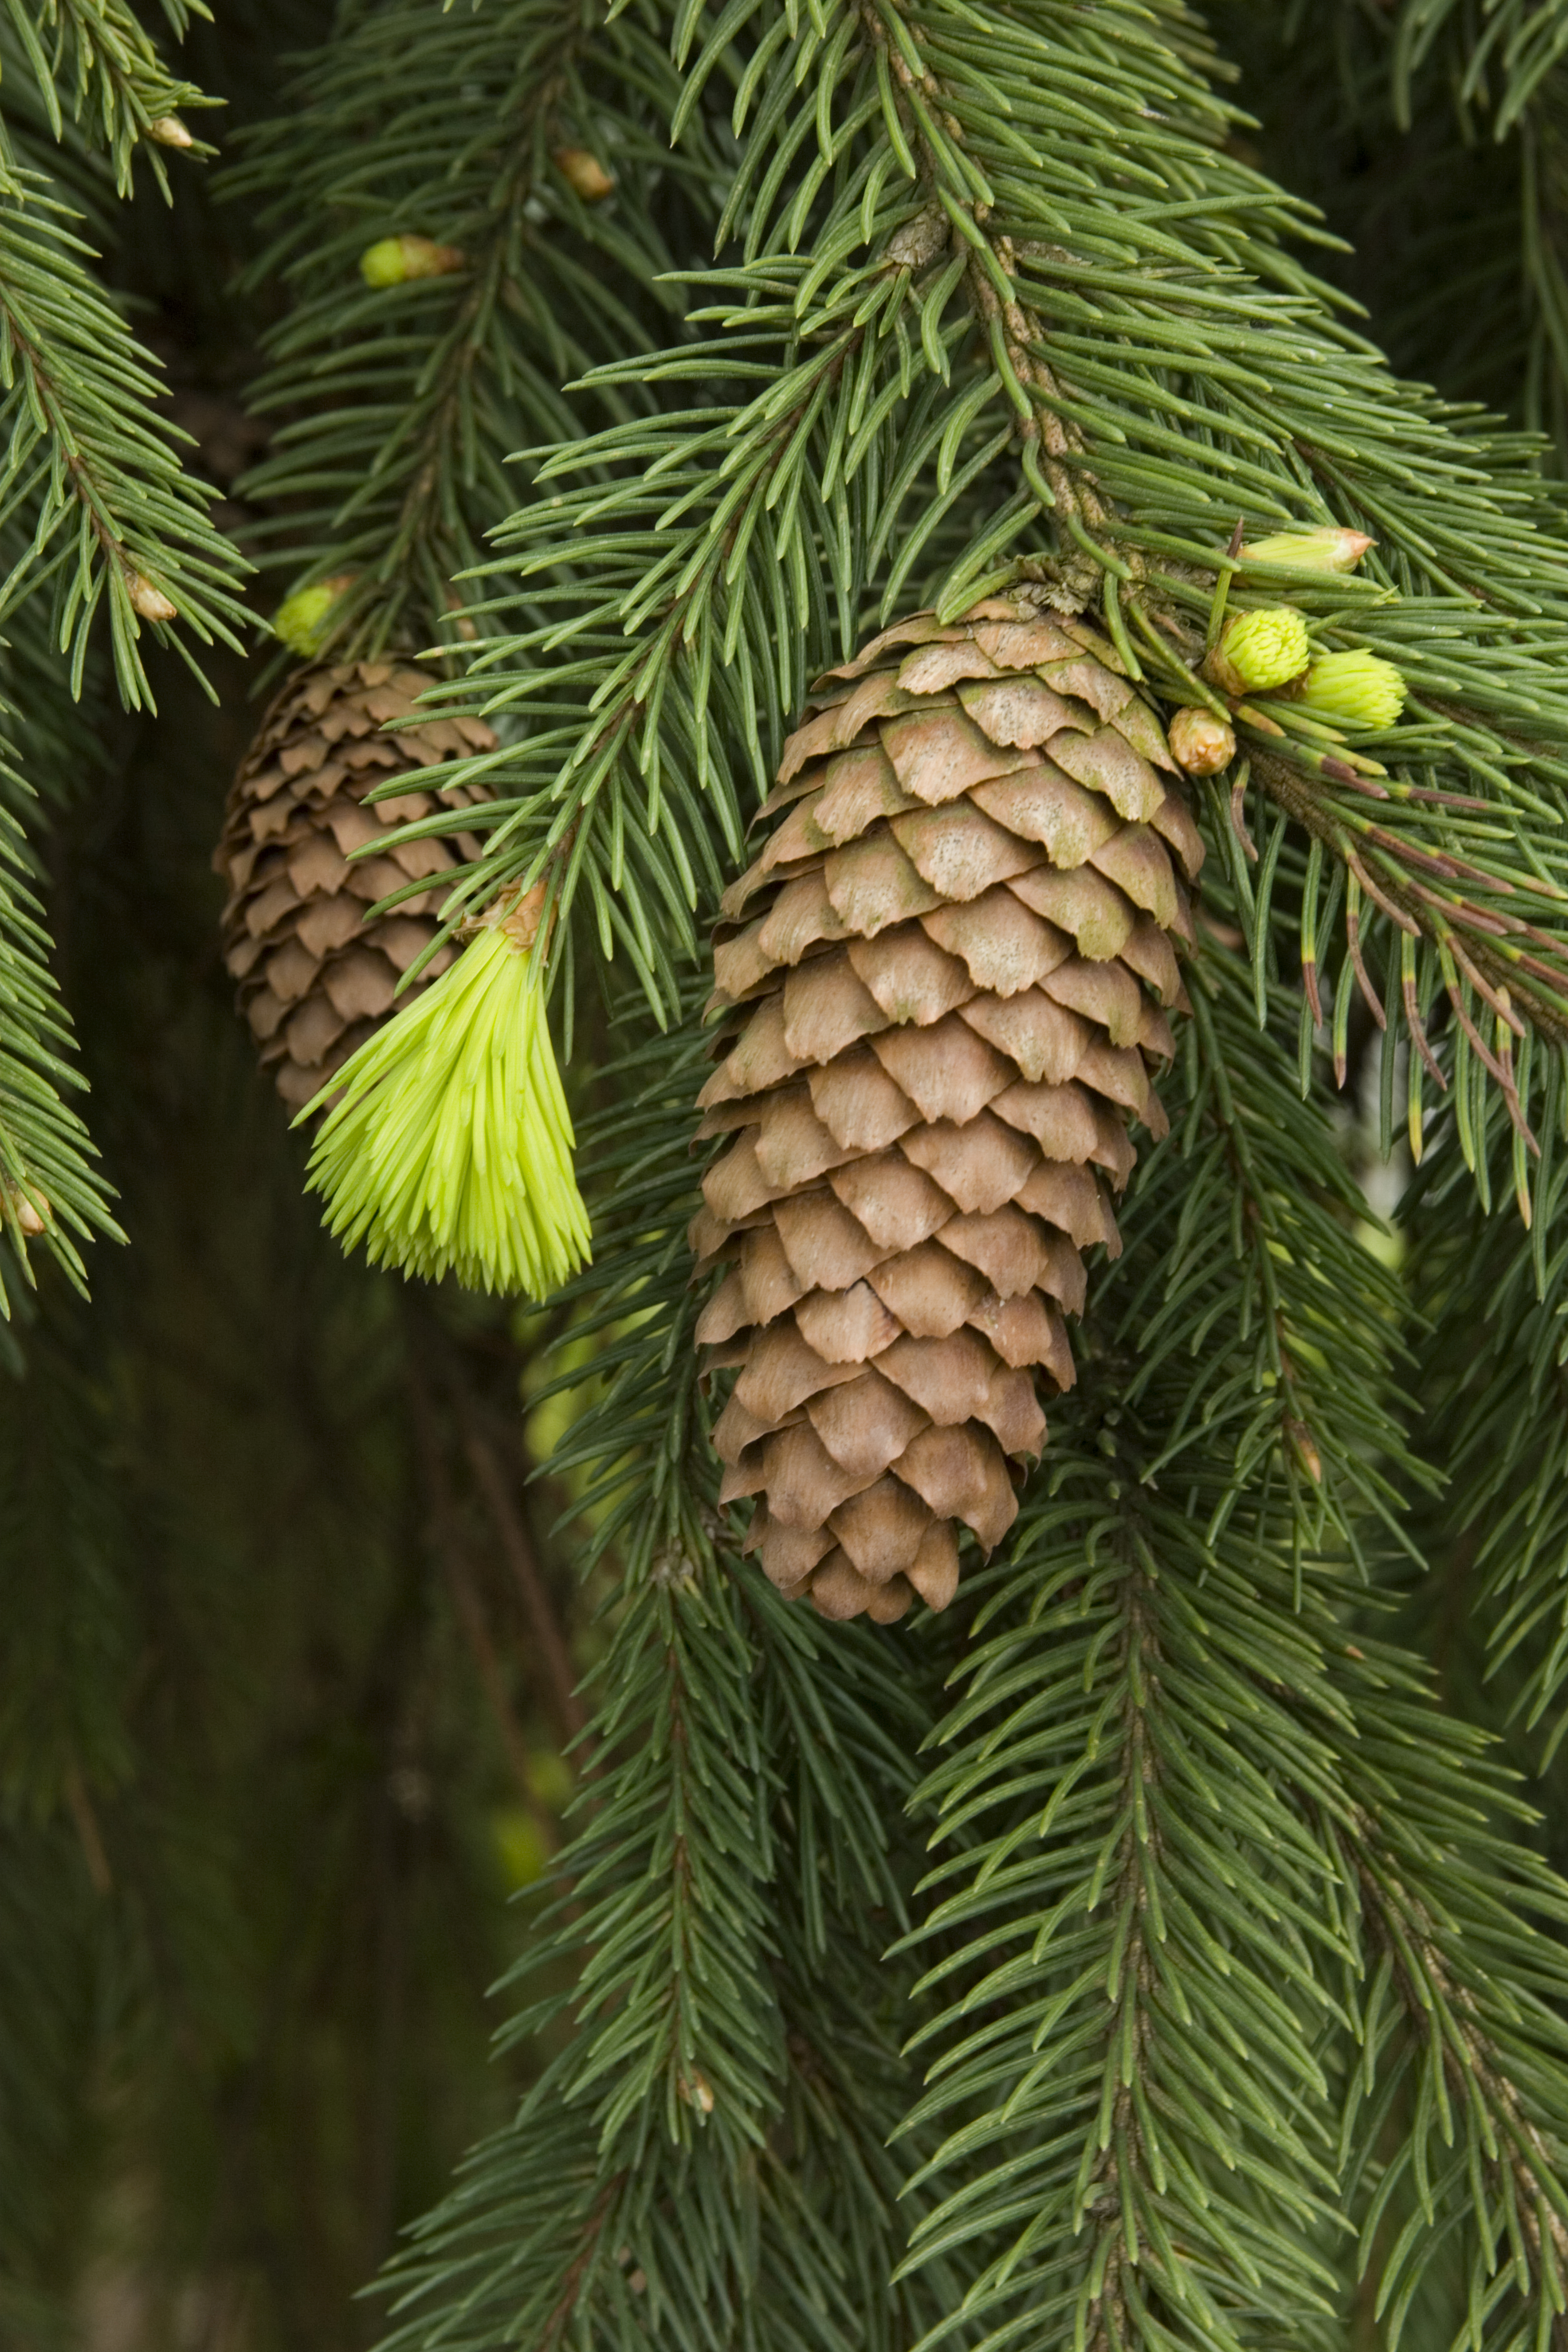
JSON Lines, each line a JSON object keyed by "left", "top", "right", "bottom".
{"left": 1078, "top": 1558, "right": 1160, "bottom": 2352}
{"left": 464, "top": 1423, "right": 589, "bottom": 1751}
{"left": 407, "top": 1363, "right": 560, "bottom": 1856}
{"left": 855, "top": 0, "right": 1116, "bottom": 559}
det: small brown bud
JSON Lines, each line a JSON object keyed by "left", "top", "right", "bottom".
{"left": 492, "top": 881, "right": 549, "bottom": 955}
{"left": 1167, "top": 705, "right": 1235, "bottom": 776}
{"left": 6, "top": 1185, "right": 47, "bottom": 1236}
{"left": 885, "top": 205, "right": 949, "bottom": 269}
{"left": 147, "top": 115, "right": 193, "bottom": 148}
{"left": 552, "top": 147, "right": 615, "bottom": 202}
{"left": 128, "top": 573, "right": 177, "bottom": 622}
{"left": 1285, "top": 1417, "right": 1322, "bottom": 1484}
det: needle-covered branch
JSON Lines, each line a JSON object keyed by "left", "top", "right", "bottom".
{"left": 0, "top": 0, "right": 213, "bottom": 196}
{"left": 232, "top": 0, "right": 722, "bottom": 661}
{"left": 0, "top": 180, "right": 247, "bottom": 708}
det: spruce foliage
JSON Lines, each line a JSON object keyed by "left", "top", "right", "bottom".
{"left": 18, "top": 0, "right": 1568, "bottom": 2347}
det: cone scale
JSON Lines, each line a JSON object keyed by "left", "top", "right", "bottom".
{"left": 695, "top": 596, "right": 1202, "bottom": 1624}
{"left": 215, "top": 662, "right": 497, "bottom": 1110}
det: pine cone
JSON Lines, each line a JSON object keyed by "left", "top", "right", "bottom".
{"left": 694, "top": 596, "right": 1203, "bottom": 1624}
{"left": 215, "top": 662, "right": 497, "bottom": 1111}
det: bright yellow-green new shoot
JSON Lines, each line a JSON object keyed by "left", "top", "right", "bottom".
{"left": 301, "top": 906, "right": 590, "bottom": 1297}
{"left": 1296, "top": 650, "right": 1407, "bottom": 730}
{"left": 273, "top": 572, "right": 355, "bottom": 656}
{"left": 1209, "top": 605, "right": 1310, "bottom": 695}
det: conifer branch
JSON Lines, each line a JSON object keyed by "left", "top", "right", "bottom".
{"left": 0, "top": 181, "right": 247, "bottom": 708}
{"left": 903, "top": 1458, "right": 1351, "bottom": 2352}
{"left": 2, "top": 0, "right": 213, "bottom": 195}
{"left": 1327, "top": 1673, "right": 1568, "bottom": 2348}
{"left": 903, "top": 919, "right": 1568, "bottom": 2347}
{"left": 1302, "top": 0, "right": 1568, "bottom": 465}
{"left": 0, "top": 697, "right": 120, "bottom": 1305}
{"left": 1126, "top": 935, "right": 1416, "bottom": 1557}
{"left": 203, "top": 7, "right": 1568, "bottom": 2346}
{"left": 232, "top": 0, "right": 719, "bottom": 657}
{"left": 1403, "top": 1083, "right": 1568, "bottom": 1756}
{"left": 1392, "top": 0, "right": 1568, "bottom": 139}
{"left": 1356, "top": 1845, "right": 1568, "bottom": 2346}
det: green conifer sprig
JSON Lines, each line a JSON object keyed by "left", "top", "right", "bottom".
{"left": 1389, "top": 0, "right": 1568, "bottom": 136}
{"left": 0, "top": 720, "right": 121, "bottom": 1306}
{"left": 0, "top": 180, "right": 248, "bottom": 706}
{"left": 0, "top": 13, "right": 112, "bottom": 229}
{"left": 1206, "top": 2, "right": 1540, "bottom": 460}
{"left": 230, "top": 0, "right": 723, "bottom": 661}
{"left": 0, "top": 577, "right": 122, "bottom": 1315}
{"left": 1332, "top": 1693, "right": 1568, "bottom": 2352}
{"left": 1122, "top": 942, "right": 1419, "bottom": 1564}
{"left": 904, "top": 1464, "right": 1353, "bottom": 2352}
{"left": 1, "top": 0, "right": 214, "bottom": 196}
{"left": 1403, "top": 1083, "right": 1568, "bottom": 1758}
{"left": 178, "top": 4, "right": 1568, "bottom": 2341}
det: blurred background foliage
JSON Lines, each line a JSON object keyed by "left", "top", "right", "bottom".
{"left": 9, "top": 2, "right": 1568, "bottom": 2349}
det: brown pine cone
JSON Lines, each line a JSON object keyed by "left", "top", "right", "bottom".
{"left": 215, "top": 662, "right": 497, "bottom": 1111}
{"left": 693, "top": 595, "right": 1203, "bottom": 1624}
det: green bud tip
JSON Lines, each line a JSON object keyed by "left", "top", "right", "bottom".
{"left": 1296, "top": 650, "right": 1406, "bottom": 731}
{"left": 1239, "top": 527, "right": 1375, "bottom": 574}
{"left": 301, "top": 890, "right": 591, "bottom": 1298}
{"left": 273, "top": 573, "right": 355, "bottom": 657}
{"left": 358, "top": 234, "right": 465, "bottom": 288}
{"left": 1206, "top": 605, "right": 1311, "bottom": 696}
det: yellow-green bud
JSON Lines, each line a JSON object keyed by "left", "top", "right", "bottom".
{"left": 358, "top": 234, "right": 465, "bottom": 288}
{"left": 1167, "top": 705, "right": 1236, "bottom": 776}
{"left": 273, "top": 572, "right": 356, "bottom": 656}
{"left": 1295, "top": 650, "right": 1406, "bottom": 731}
{"left": 146, "top": 115, "right": 193, "bottom": 149}
{"left": 302, "top": 892, "right": 591, "bottom": 1297}
{"left": 1205, "top": 605, "right": 1311, "bottom": 697}
{"left": 1240, "top": 527, "right": 1375, "bottom": 574}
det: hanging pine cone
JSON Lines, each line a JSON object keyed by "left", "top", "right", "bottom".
{"left": 694, "top": 595, "right": 1203, "bottom": 1624}
{"left": 215, "top": 662, "right": 497, "bottom": 1111}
